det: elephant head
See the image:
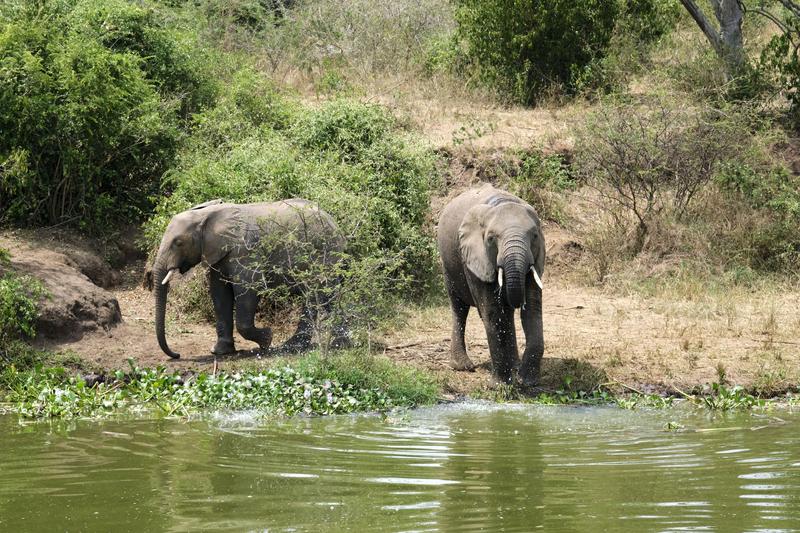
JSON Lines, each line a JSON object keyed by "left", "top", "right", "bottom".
{"left": 458, "top": 199, "right": 545, "bottom": 308}
{"left": 147, "top": 199, "right": 240, "bottom": 359}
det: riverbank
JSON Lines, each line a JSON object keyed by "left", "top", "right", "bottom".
{"left": 0, "top": 215, "right": 792, "bottom": 412}
{"left": 31, "top": 255, "right": 800, "bottom": 401}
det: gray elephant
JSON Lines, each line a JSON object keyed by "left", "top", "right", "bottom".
{"left": 146, "top": 198, "right": 346, "bottom": 359}
{"left": 437, "top": 184, "right": 545, "bottom": 385}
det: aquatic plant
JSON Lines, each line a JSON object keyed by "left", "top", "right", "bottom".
{"left": 696, "top": 382, "right": 766, "bottom": 411}
{"left": 0, "top": 354, "right": 440, "bottom": 419}
{"left": 473, "top": 381, "right": 674, "bottom": 410}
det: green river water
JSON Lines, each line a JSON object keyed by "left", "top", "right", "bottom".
{"left": 1, "top": 402, "right": 800, "bottom": 532}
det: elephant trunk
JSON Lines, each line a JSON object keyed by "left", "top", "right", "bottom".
{"left": 154, "top": 266, "right": 180, "bottom": 359}
{"left": 502, "top": 235, "right": 529, "bottom": 309}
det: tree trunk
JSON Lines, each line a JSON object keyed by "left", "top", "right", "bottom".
{"left": 679, "top": 0, "right": 745, "bottom": 75}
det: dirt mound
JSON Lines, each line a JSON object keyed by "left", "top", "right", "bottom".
{"left": 1, "top": 233, "right": 122, "bottom": 341}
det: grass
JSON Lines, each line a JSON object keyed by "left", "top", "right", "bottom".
{"left": 3, "top": 333, "right": 785, "bottom": 419}
{"left": 473, "top": 378, "right": 795, "bottom": 412}
{"left": 0, "top": 350, "right": 441, "bottom": 420}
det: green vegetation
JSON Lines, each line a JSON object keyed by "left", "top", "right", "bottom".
{"left": 0, "top": 249, "right": 47, "bottom": 368}
{"left": 146, "top": 94, "right": 438, "bottom": 288}
{"left": 0, "top": 0, "right": 215, "bottom": 230}
{"left": 505, "top": 151, "right": 576, "bottom": 223}
{"left": 452, "top": 0, "right": 679, "bottom": 103}
{"left": 453, "top": 0, "right": 618, "bottom": 103}
{"left": 571, "top": 96, "right": 800, "bottom": 288}
{"left": 0, "top": 351, "right": 440, "bottom": 419}
{"left": 476, "top": 378, "right": 788, "bottom": 412}
{"left": 4, "top": 0, "right": 800, "bottom": 417}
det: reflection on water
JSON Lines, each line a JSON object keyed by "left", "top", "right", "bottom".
{"left": 1, "top": 403, "right": 800, "bottom": 532}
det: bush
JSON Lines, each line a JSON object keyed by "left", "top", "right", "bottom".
{"left": 0, "top": 0, "right": 214, "bottom": 230}
{"left": 507, "top": 151, "right": 576, "bottom": 223}
{"left": 574, "top": 96, "right": 800, "bottom": 285}
{"left": 453, "top": 0, "right": 619, "bottom": 104}
{"left": 618, "top": 0, "right": 680, "bottom": 45}
{"left": 145, "top": 77, "right": 440, "bottom": 316}
{"left": 715, "top": 161, "right": 800, "bottom": 271}
{"left": 575, "top": 98, "right": 746, "bottom": 253}
{"left": 760, "top": 14, "right": 800, "bottom": 126}
{"left": 250, "top": 218, "right": 413, "bottom": 353}
{"left": 574, "top": 0, "right": 681, "bottom": 93}
{"left": 0, "top": 273, "right": 45, "bottom": 347}
{"left": 0, "top": 249, "right": 47, "bottom": 370}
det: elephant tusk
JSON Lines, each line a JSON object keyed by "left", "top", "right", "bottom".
{"left": 531, "top": 266, "right": 543, "bottom": 290}
{"left": 497, "top": 267, "right": 503, "bottom": 288}
{"left": 162, "top": 269, "right": 177, "bottom": 285}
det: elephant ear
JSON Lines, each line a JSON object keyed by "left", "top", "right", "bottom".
{"left": 200, "top": 206, "right": 245, "bottom": 266}
{"left": 519, "top": 202, "right": 545, "bottom": 274}
{"left": 458, "top": 204, "right": 496, "bottom": 283}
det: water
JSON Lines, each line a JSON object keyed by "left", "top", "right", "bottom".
{"left": 2, "top": 403, "right": 800, "bottom": 532}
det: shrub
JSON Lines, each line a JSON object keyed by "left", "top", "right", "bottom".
{"left": 715, "top": 161, "right": 800, "bottom": 271}
{"left": 575, "top": 96, "right": 800, "bottom": 285}
{"left": 574, "top": 0, "right": 681, "bottom": 93}
{"left": 508, "top": 151, "right": 576, "bottom": 223}
{"left": 249, "top": 214, "right": 415, "bottom": 354}
{"left": 0, "top": 271, "right": 45, "bottom": 347}
{"left": 575, "top": 98, "right": 745, "bottom": 253}
{"left": 0, "top": 249, "right": 47, "bottom": 369}
{"left": 618, "top": 0, "right": 680, "bottom": 45}
{"left": 760, "top": 13, "right": 800, "bottom": 126}
{"left": 0, "top": 0, "right": 214, "bottom": 230}
{"left": 145, "top": 82, "right": 440, "bottom": 313}
{"left": 453, "top": 0, "right": 619, "bottom": 104}
{"left": 292, "top": 100, "right": 394, "bottom": 159}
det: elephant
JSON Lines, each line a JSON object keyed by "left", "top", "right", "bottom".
{"left": 437, "top": 184, "right": 545, "bottom": 386}
{"left": 146, "top": 198, "right": 346, "bottom": 359}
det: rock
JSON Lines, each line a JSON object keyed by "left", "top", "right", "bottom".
{"left": 0, "top": 235, "right": 122, "bottom": 342}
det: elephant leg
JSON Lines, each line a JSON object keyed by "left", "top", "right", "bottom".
{"left": 519, "top": 280, "right": 544, "bottom": 387}
{"left": 209, "top": 269, "right": 236, "bottom": 355}
{"left": 281, "top": 304, "right": 314, "bottom": 353}
{"left": 448, "top": 294, "right": 474, "bottom": 371}
{"left": 320, "top": 292, "right": 351, "bottom": 350}
{"left": 233, "top": 287, "right": 273, "bottom": 352}
{"left": 474, "top": 288, "right": 518, "bottom": 384}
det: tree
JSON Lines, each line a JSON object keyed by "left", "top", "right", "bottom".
{"left": 679, "top": 0, "right": 745, "bottom": 75}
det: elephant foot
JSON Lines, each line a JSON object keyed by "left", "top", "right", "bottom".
{"left": 279, "top": 335, "right": 313, "bottom": 354}
{"left": 211, "top": 339, "right": 236, "bottom": 356}
{"left": 329, "top": 326, "right": 352, "bottom": 350}
{"left": 450, "top": 352, "right": 476, "bottom": 372}
{"left": 488, "top": 373, "right": 514, "bottom": 388}
{"left": 517, "top": 360, "right": 541, "bottom": 388}
{"left": 256, "top": 331, "right": 273, "bottom": 353}
{"left": 238, "top": 327, "right": 273, "bottom": 354}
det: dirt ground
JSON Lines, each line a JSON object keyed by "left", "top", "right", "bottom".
{"left": 37, "top": 230, "right": 800, "bottom": 397}
{"left": 15, "top": 143, "right": 800, "bottom": 397}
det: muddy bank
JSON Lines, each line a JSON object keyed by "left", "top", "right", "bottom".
{"left": 4, "top": 150, "right": 799, "bottom": 397}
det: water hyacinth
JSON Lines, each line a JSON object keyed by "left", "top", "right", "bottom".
{"left": 1, "top": 364, "right": 396, "bottom": 419}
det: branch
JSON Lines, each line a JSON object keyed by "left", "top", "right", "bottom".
{"left": 776, "top": 0, "right": 800, "bottom": 20}
{"left": 741, "top": 5, "right": 791, "bottom": 37}
{"left": 679, "top": 0, "right": 724, "bottom": 54}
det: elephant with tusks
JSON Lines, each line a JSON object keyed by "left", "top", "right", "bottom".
{"left": 437, "top": 184, "right": 545, "bottom": 386}
{"left": 145, "top": 198, "right": 347, "bottom": 359}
